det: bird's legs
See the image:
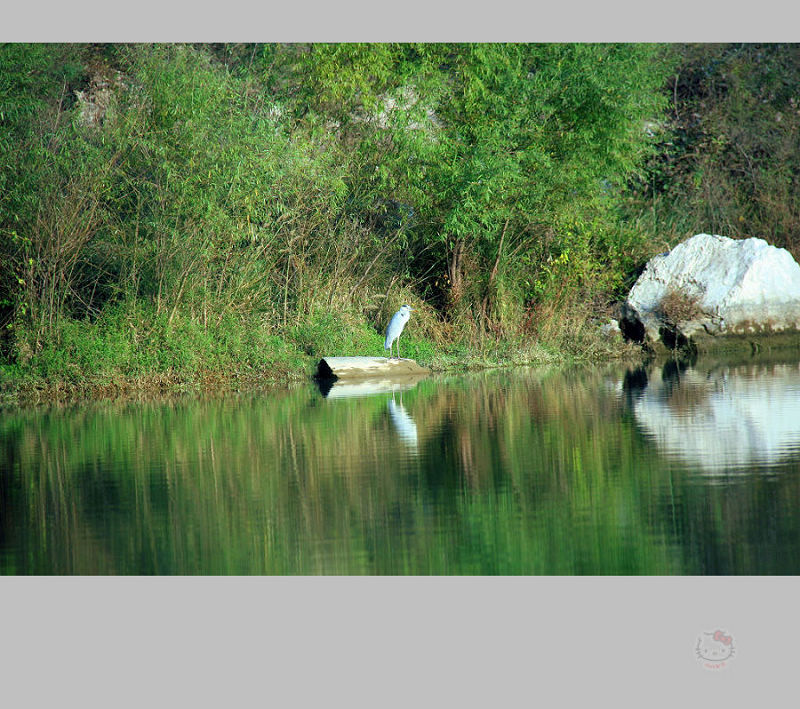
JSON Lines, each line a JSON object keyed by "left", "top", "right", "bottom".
{"left": 387, "top": 338, "right": 403, "bottom": 360}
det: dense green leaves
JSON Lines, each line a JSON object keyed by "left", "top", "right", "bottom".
{"left": 264, "top": 43, "right": 671, "bottom": 334}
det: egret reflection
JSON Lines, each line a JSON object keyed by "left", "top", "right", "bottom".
{"left": 387, "top": 393, "right": 419, "bottom": 452}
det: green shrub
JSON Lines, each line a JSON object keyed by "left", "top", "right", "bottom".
{"left": 0, "top": 42, "right": 705, "bottom": 396}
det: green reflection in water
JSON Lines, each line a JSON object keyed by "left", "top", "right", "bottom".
{"left": 2, "top": 360, "right": 800, "bottom": 574}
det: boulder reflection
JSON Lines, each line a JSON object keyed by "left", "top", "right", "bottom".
{"left": 316, "top": 374, "right": 427, "bottom": 399}
{"left": 627, "top": 359, "right": 800, "bottom": 474}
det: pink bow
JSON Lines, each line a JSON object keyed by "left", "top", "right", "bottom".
{"left": 713, "top": 630, "right": 732, "bottom": 646}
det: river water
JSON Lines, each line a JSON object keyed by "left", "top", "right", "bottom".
{"left": 3, "top": 356, "right": 800, "bottom": 574}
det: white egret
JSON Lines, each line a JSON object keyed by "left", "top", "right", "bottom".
{"left": 384, "top": 304, "right": 414, "bottom": 359}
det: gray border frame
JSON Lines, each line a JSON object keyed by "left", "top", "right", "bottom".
{"left": 3, "top": 7, "right": 800, "bottom": 699}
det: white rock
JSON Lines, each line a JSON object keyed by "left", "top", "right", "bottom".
{"left": 621, "top": 233, "right": 800, "bottom": 352}
{"left": 599, "top": 319, "right": 621, "bottom": 337}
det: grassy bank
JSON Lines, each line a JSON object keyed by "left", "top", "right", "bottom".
{"left": 0, "top": 295, "right": 641, "bottom": 406}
